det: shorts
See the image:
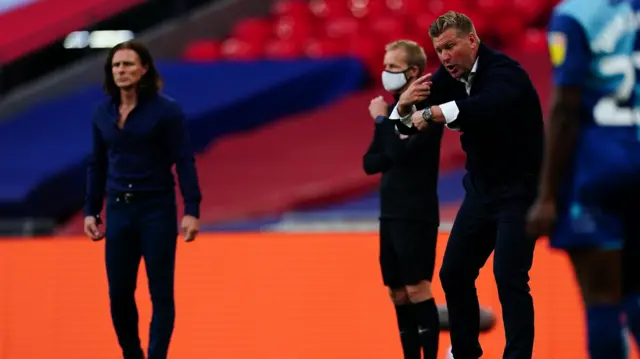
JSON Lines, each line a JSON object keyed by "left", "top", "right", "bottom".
{"left": 379, "top": 219, "right": 439, "bottom": 288}
{"left": 549, "top": 127, "right": 640, "bottom": 250}
{"left": 550, "top": 179, "right": 640, "bottom": 250}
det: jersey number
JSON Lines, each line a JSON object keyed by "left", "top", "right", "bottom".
{"left": 593, "top": 53, "right": 640, "bottom": 126}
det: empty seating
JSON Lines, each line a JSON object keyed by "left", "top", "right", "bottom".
{"left": 182, "top": 0, "right": 560, "bottom": 75}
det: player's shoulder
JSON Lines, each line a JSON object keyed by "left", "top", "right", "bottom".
{"left": 481, "top": 45, "right": 528, "bottom": 79}
{"left": 551, "top": 0, "right": 632, "bottom": 34}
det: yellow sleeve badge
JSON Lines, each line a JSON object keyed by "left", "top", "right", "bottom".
{"left": 548, "top": 32, "right": 567, "bottom": 67}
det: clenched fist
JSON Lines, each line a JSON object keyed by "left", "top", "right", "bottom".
{"left": 369, "top": 96, "right": 388, "bottom": 119}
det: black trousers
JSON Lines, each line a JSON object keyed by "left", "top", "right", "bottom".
{"left": 105, "top": 191, "right": 178, "bottom": 359}
{"left": 439, "top": 173, "right": 537, "bottom": 359}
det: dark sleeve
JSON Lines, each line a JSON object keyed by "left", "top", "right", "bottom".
{"left": 363, "top": 117, "right": 393, "bottom": 174}
{"left": 395, "top": 69, "right": 449, "bottom": 135}
{"left": 379, "top": 119, "right": 443, "bottom": 164}
{"left": 84, "top": 115, "right": 108, "bottom": 218}
{"left": 395, "top": 122, "right": 420, "bottom": 135}
{"left": 449, "top": 64, "right": 529, "bottom": 130}
{"left": 164, "top": 105, "right": 202, "bottom": 218}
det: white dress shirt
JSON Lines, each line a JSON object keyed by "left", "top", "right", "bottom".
{"left": 389, "top": 57, "right": 480, "bottom": 130}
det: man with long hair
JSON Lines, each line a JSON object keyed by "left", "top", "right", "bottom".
{"left": 83, "top": 40, "right": 202, "bottom": 359}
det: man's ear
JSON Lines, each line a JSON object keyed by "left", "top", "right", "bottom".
{"left": 468, "top": 32, "right": 478, "bottom": 49}
{"left": 407, "top": 66, "right": 420, "bottom": 79}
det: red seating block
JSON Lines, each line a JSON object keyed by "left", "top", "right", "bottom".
{"left": 231, "top": 17, "right": 272, "bottom": 44}
{"left": 304, "top": 37, "right": 346, "bottom": 58}
{"left": 220, "top": 37, "right": 263, "bottom": 60}
{"left": 271, "top": 0, "right": 311, "bottom": 19}
{"left": 309, "top": 0, "right": 351, "bottom": 19}
{"left": 368, "top": 16, "right": 406, "bottom": 44}
{"left": 274, "top": 15, "right": 316, "bottom": 42}
{"left": 265, "top": 38, "right": 303, "bottom": 59}
{"left": 182, "top": 39, "right": 221, "bottom": 61}
{"left": 323, "top": 16, "right": 361, "bottom": 39}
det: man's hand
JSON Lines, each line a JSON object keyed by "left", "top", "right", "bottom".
{"left": 181, "top": 215, "right": 199, "bottom": 242}
{"left": 369, "top": 96, "right": 388, "bottom": 119}
{"left": 526, "top": 199, "right": 556, "bottom": 238}
{"left": 84, "top": 216, "right": 104, "bottom": 241}
{"left": 397, "top": 73, "right": 432, "bottom": 115}
{"left": 411, "top": 110, "right": 428, "bottom": 131}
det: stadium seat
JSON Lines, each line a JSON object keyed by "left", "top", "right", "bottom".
{"left": 181, "top": 0, "right": 560, "bottom": 67}
{"left": 274, "top": 15, "right": 316, "bottom": 42}
{"left": 271, "top": 0, "right": 311, "bottom": 19}
{"left": 265, "top": 38, "right": 303, "bottom": 59}
{"left": 519, "top": 28, "right": 548, "bottom": 53}
{"left": 220, "top": 37, "right": 263, "bottom": 60}
{"left": 182, "top": 39, "right": 221, "bottom": 61}
{"left": 368, "top": 16, "right": 406, "bottom": 44}
{"left": 304, "top": 37, "right": 345, "bottom": 58}
{"left": 231, "top": 17, "right": 273, "bottom": 44}
{"left": 323, "top": 16, "right": 361, "bottom": 39}
{"left": 309, "top": 0, "right": 351, "bottom": 19}
{"left": 349, "top": 0, "right": 388, "bottom": 19}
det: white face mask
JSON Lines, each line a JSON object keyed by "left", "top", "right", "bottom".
{"left": 381, "top": 70, "right": 408, "bottom": 92}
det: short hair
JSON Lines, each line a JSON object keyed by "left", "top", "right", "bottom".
{"left": 385, "top": 39, "right": 427, "bottom": 75}
{"left": 428, "top": 11, "right": 477, "bottom": 39}
{"left": 103, "top": 40, "right": 163, "bottom": 101}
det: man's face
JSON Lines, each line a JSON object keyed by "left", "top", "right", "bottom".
{"left": 382, "top": 48, "right": 419, "bottom": 92}
{"left": 432, "top": 28, "right": 477, "bottom": 79}
{"left": 112, "top": 49, "right": 147, "bottom": 89}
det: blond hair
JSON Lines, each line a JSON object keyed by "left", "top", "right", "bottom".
{"left": 428, "top": 11, "right": 477, "bottom": 39}
{"left": 385, "top": 39, "right": 426, "bottom": 74}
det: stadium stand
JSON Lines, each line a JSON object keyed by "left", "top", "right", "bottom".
{"left": 0, "top": 59, "right": 366, "bottom": 223}
{"left": 0, "top": 0, "right": 145, "bottom": 64}
{"left": 0, "top": 0, "right": 554, "bottom": 236}
{"left": 57, "top": 51, "right": 551, "bottom": 235}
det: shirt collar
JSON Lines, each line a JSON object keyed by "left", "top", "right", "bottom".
{"left": 457, "top": 57, "right": 479, "bottom": 84}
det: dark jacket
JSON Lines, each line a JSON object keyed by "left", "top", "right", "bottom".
{"left": 399, "top": 43, "right": 544, "bottom": 183}
{"left": 363, "top": 98, "right": 443, "bottom": 223}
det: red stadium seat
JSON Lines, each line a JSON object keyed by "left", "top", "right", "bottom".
{"left": 214, "top": 0, "right": 554, "bottom": 65}
{"left": 348, "top": 35, "right": 383, "bottom": 75}
{"left": 271, "top": 0, "right": 311, "bottom": 19}
{"left": 264, "top": 38, "right": 303, "bottom": 59}
{"left": 182, "top": 39, "right": 221, "bottom": 62}
{"left": 519, "top": 28, "right": 548, "bottom": 54}
{"left": 304, "top": 37, "right": 346, "bottom": 58}
{"left": 274, "top": 15, "right": 316, "bottom": 42}
{"left": 349, "top": 0, "right": 388, "bottom": 19}
{"left": 231, "top": 17, "right": 273, "bottom": 44}
{"left": 494, "top": 13, "right": 527, "bottom": 44}
{"left": 220, "top": 37, "right": 263, "bottom": 60}
{"left": 368, "top": 16, "right": 406, "bottom": 44}
{"left": 410, "top": 12, "right": 438, "bottom": 46}
{"left": 323, "top": 16, "right": 361, "bottom": 39}
{"left": 309, "top": 0, "right": 351, "bottom": 19}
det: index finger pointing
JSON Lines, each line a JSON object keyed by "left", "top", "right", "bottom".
{"left": 416, "top": 73, "right": 432, "bottom": 83}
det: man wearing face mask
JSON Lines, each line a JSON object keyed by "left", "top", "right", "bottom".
{"left": 389, "top": 12, "right": 544, "bottom": 359}
{"left": 363, "top": 39, "right": 443, "bottom": 359}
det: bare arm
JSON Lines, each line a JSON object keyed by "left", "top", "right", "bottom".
{"left": 537, "top": 86, "right": 581, "bottom": 201}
